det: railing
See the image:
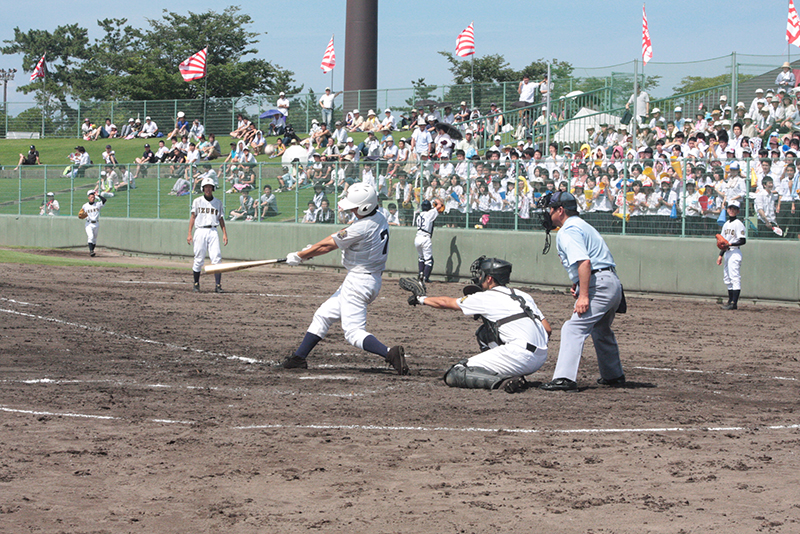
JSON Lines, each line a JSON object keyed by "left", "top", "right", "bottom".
{"left": 2, "top": 158, "right": 794, "bottom": 241}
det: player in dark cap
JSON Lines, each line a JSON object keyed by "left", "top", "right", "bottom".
{"left": 536, "top": 191, "right": 626, "bottom": 391}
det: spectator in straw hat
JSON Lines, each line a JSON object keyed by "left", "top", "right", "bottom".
{"left": 776, "top": 61, "right": 796, "bottom": 92}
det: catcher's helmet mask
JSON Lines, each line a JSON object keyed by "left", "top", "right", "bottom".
{"left": 469, "top": 255, "right": 512, "bottom": 288}
{"left": 536, "top": 191, "right": 577, "bottom": 255}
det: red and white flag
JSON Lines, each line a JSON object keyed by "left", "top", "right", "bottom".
{"left": 788, "top": 0, "right": 800, "bottom": 47}
{"left": 30, "top": 53, "right": 46, "bottom": 82}
{"left": 179, "top": 47, "right": 207, "bottom": 82}
{"left": 641, "top": 5, "right": 653, "bottom": 65}
{"left": 320, "top": 36, "right": 336, "bottom": 73}
{"left": 455, "top": 23, "right": 475, "bottom": 58}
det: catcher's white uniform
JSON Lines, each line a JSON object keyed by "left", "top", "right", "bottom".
{"left": 191, "top": 195, "right": 224, "bottom": 272}
{"left": 308, "top": 211, "right": 389, "bottom": 349}
{"left": 457, "top": 287, "right": 548, "bottom": 377}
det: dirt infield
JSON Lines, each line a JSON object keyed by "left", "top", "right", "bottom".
{"left": 1, "top": 249, "right": 799, "bottom": 533}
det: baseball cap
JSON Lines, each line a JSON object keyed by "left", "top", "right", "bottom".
{"left": 279, "top": 91, "right": 285, "bottom": 96}
{"left": 325, "top": 86, "right": 331, "bottom": 91}
{"left": 346, "top": 137, "right": 353, "bottom": 143}
{"left": 674, "top": 106, "right": 682, "bottom": 112}
{"left": 728, "top": 201, "right": 740, "bottom": 209}
{"left": 353, "top": 109, "right": 359, "bottom": 114}
{"left": 729, "top": 162, "right": 740, "bottom": 170}
{"left": 144, "top": 143, "right": 150, "bottom": 148}
{"left": 465, "top": 129, "right": 473, "bottom": 135}
{"left": 145, "top": 116, "right": 151, "bottom": 120}
{"left": 494, "top": 135, "right": 502, "bottom": 141}
{"left": 460, "top": 101, "right": 467, "bottom": 106}
{"left": 46, "top": 192, "right": 54, "bottom": 197}
{"left": 128, "top": 118, "right": 134, "bottom": 122}
{"left": 548, "top": 191, "right": 578, "bottom": 210}
{"left": 87, "top": 190, "right": 97, "bottom": 196}
{"left": 177, "top": 111, "right": 185, "bottom": 118}
{"left": 384, "top": 108, "right": 391, "bottom": 114}
{"left": 105, "top": 144, "right": 112, "bottom": 149}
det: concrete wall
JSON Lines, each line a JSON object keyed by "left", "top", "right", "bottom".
{"left": 2, "top": 214, "right": 798, "bottom": 302}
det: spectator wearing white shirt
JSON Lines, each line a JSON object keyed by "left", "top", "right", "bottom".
{"left": 380, "top": 109, "right": 396, "bottom": 131}
{"left": 189, "top": 120, "right": 205, "bottom": 143}
{"left": 277, "top": 91, "right": 290, "bottom": 117}
{"left": 139, "top": 116, "right": 158, "bottom": 138}
{"left": 776, "top": 62, "right": 796, "bottom": 92}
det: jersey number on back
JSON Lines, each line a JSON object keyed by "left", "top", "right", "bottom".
{"left": 380, "top": 229, "right": 389, "bottom": 255}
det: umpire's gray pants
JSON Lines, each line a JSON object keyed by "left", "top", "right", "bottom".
{"left": 552, "top": 271, "right": 623, "bottom": 382}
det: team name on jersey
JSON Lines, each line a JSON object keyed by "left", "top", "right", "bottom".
{"left": 197, "top": 207, "right": 220, "bottom": 215}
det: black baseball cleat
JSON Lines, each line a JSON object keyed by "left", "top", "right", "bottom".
{"left": 721, "top": 303, "right": 737, "bottom": 310}
{"left": 193, "top": 283, "right": 200, "bottom": 292}
{"left": 499, "top": 376, "right": 527, "bottom": 393}
{"left": 215, "top": 284, "right": 224, "bottom": 293}
{"left": 281, "top": 354, "right": 308, "bottom": 369}
{"left": 539, "top": 378, "right": 578, "bottom": 391}
{"left": 597, "top": 375, "right": 626, "bottom": 387}
{"left": 386, "top": 346, "right": 409, "bottom": 375}
{"left": 90, "top": 251, "right": 96, "bottom": 257}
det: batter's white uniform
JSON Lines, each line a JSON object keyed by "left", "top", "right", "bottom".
{"left": 414, "top": 209, "right": 438, "bottom": 264}
{"left": 308, "top": 212, "right": 389, "bottom": 349}
{"left": 457, "top": 287, "right": 548, "bottom": 376}
{"left": 720, "top": 216, "right": 745, "bottom": 291}
{"left": 191, "top": 195, "right": 224, "bottom": 272}
{"left": 81, "top": 197, "right": 106, "bottom": 244}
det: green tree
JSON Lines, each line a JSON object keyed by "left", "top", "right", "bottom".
{"left": 1, "top": 7, "right": 301, "bottom": 102}
{"left": 672, "top": 73, "right": 752, "bottom": 95}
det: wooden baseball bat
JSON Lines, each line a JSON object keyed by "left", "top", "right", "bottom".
{"left": 203, "top": 258, "right": 286, "bottom": 274}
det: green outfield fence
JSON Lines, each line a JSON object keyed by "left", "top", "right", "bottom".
{"left": 2, "top": 52, "right": 795, "bottom": 141}
{"left": 1, "top": 158, "right": 796, "bottom": 243}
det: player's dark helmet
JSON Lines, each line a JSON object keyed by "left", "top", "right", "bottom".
{"left": 470, "top": 255, "right": 512, "bottom": 286}
{"left": 421, "top": 200, "right": 432, "bottom": 212}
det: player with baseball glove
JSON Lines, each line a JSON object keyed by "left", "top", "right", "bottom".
{"left": 399, "top": 256, "right": 551, "bottom": 393}
{"left": 79, "top": 190, "right": 107, "bottom": 256}
{"left": 716, "top": 202, "right": 746, "bottom": 310}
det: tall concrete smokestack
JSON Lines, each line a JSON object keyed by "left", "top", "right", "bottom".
{"left": 343, "top": 0, "right": 378, "bottom": 116}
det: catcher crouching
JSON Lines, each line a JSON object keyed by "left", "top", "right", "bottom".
{"left": 399, "top": 256, "right": 551, "bottom": 393}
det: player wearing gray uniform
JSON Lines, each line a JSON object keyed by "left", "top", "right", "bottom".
{"left": 81, "top": 190, "right": 107, "bottom": 257}
{"left": 413, "top": 198, "right": 441, "bottom": 282}
{"left": 538, "top": 191, "right": 626, "bottom": 391}
{"left": 188, "top": 177, "right": 228, "bottom": 293}
{"left": 717, "top": 201, "right": 746, "bottom": 310}
{"left": 282, "top": 183, "right": 408, "bottom": 375}
{"left": 404, "top": 257, "right": 550, "bottom": 393}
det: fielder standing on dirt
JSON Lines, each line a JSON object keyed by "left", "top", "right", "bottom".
{"left": 400, "top": 256, "right": 550, "bottom": 393}
{"left": 281, "top": 183, "right": 408, "bottom": 375}
{"left": 79, "top": 190, "right": 107, "bottom": 257}
{"left": 414, "top": 198, "right": 441, "bottom": 283}
{"left": 538, "top": 191, "right": 626, "bottom": 391}
{"left": 188, "top": 177, "right": 228, "bottom": 293}
{"left": 716, "top": 201, "right": 746, "bottom": 310}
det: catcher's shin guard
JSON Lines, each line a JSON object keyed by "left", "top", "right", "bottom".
{"left": 443, "top": 360, "right": 506, "bottom": 390}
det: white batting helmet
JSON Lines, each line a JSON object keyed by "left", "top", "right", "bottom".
{"left": 338, "top": 182, "right": 378, "bottom": 216}
{"left": 200, "top": 177, "right": 216, "bottom": 190}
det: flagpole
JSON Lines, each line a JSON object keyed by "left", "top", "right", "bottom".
{"left": 203, "top": 45, "right": 208, "bottom": 128}
{"left": 41, "top": 60, "right": 46, "bottom": 139}
{"left": 470, "top": 55, "right": 474, "bottom": 110}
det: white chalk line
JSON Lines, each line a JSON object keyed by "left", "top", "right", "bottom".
{"left": 3, "top": 404, "right": 799, "bottom": 436}
{"left": 633, "top": 366, "right": 798, "bottom": 382}
{"left": 234, "top": 422, "right": 800, "bottom": 435}
{"left": 117, "top": 280, "right": 186, "bottom": 285}
{"left": 0, "top": 406, "right": 192, "bottom": 425}
{"left": 0, "top": 297, "right": 37, "bottom": 306}
{"left": 0, "top": 308, "right": 259, "bottom": 365}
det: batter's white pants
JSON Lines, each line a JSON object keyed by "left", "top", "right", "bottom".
{"left": 414, "top": 234, "right": 433, "bottom": 263}
{"left": 467, "top": 342, "right": 548, "bottom": 377}
{"left": 722, "top": 248, "right": 742, "bottom": 291}
{"left": 308, "top": 271, "right": 381, "bottom": 350}
{"left": 192, "top": 227, "right": 222, "bottom": 272}
{"left": 84, "top": 221, "right": 99, "bottom": 244}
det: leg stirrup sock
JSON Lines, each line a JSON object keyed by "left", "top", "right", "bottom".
{"left": 362, "top": 335, "right": 389, "bottom": 358}
{"left": 295, "top": 332, "right": 322, "bottom": 358}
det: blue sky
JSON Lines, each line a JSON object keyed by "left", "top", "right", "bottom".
{"left": 0, "top": 1, "right": 795, "bottom": 103}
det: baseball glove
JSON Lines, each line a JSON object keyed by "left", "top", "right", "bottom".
{"left": 78, "top": 208, "right": 88, "bottom": 220}
{"left": 399, "top": 277, "right": 426, "bottom": 306}
{"left": 715, "top": 233, "right": 729, "bottom": 251}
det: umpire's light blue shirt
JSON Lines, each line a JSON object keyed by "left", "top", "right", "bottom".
{"left": 555, "top": 216, "right": 616, "bottom": 284}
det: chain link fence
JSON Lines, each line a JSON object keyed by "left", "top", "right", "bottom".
{"left": 2, "top": 157, "right": 795, "bottom": 243}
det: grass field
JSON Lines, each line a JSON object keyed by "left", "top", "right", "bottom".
{"left": 0, "top": 132, "right": 378, "bottom": 220}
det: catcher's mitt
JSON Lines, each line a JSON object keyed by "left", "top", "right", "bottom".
{"left": 715, "top": 233, "right": 729, "bottom": 251}
{"left": 78, "top": 208, "right": 88, "bottom": 220}
{"left": 399, "top": 277, "right": 426, "bottom": 306}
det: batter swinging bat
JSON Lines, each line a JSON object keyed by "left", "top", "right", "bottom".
{"left": 203, "top": 258, "right": 286, "bottom": 274}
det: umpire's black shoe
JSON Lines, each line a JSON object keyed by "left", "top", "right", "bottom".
{"left": 282, "top": 354, "right": 308, "bottom": 369}
{"left": 193, "top": 282, "right": 200, "bottom": 292}
{"left": 539, "top": 378, "right": 578, "bottom": 391}
{"left": 597, "top": 375, "right": 626, "bottom": 387}
{"left": 215, "top": 284, "right": 224, "bottom": 293}
{"left": 386, "top": 346, "right": 409, "bottom": 375}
